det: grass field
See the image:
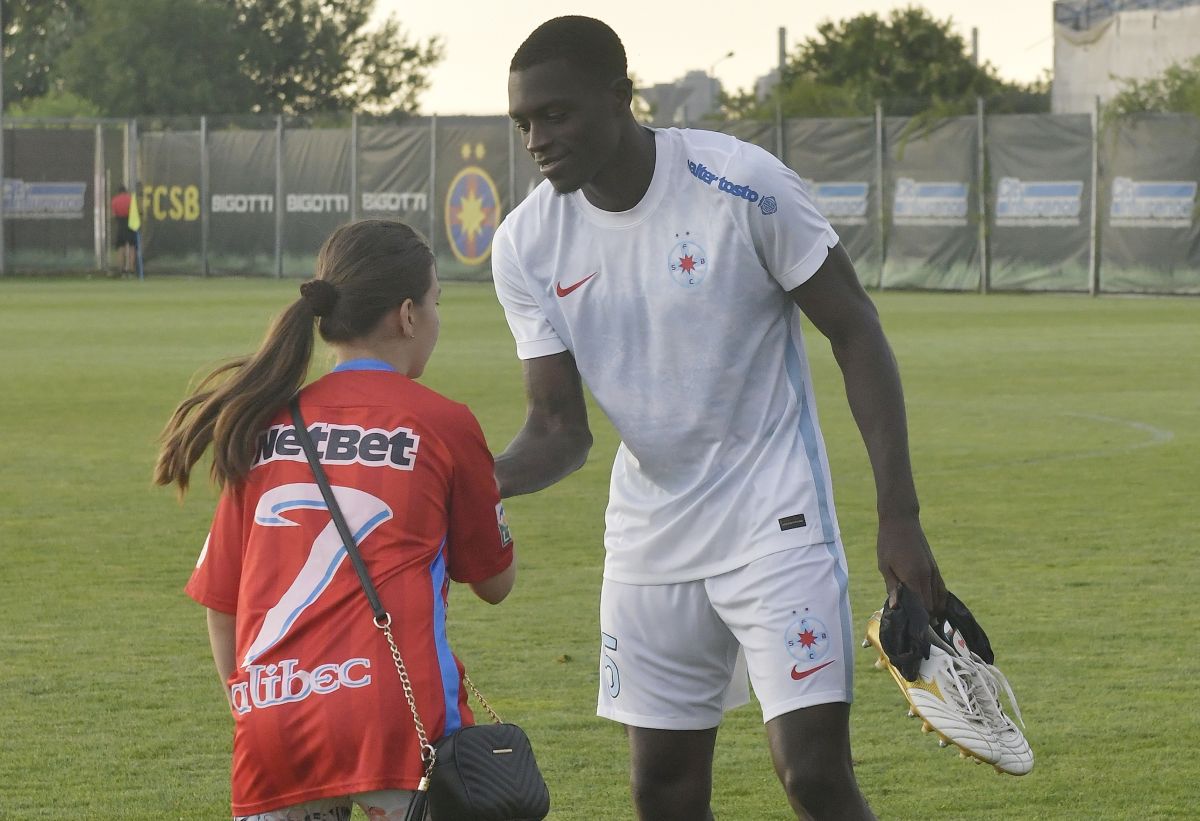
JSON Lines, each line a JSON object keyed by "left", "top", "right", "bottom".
{"left": 1, "top": 278, "right": 1197, "bottom": 819}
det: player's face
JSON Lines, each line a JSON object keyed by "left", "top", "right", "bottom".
{"left": 407, "top": 266, "right": 440, "bottom": 378}
{"left": 508, "top": 59, "right": 624, "bottom": 194}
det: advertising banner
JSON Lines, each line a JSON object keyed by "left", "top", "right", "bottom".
{"left": 208, "top": 129, "right": 278, "bottom": 274}
{"left": 282, "top": 129, "right": 351, "bottom": 273}
{"left": 784, "top": 117, "right": 880, "bottom": 287}
{"left": 358, "top": 121, "right": 432, "bottom": 241}
{"left": 1099, "top": 113, "right": 1200, "bottom": 294}
{"left": 138, "top": 131, "right": 202, "bottom": 273}
{"left": 987, "top": 114, "right": 1092, "bottom": 291}
{"left": 434, "top": 116, "right": 512, "bottom": 280}
{"left": 882, "top": 116, "right": 980, "bottom": 290}
{"left": 3, "top": 128, "right": 95, "bottom": 269}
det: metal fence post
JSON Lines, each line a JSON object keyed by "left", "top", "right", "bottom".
{"left": 94, "top": 123, "right": 105, "bottom": 271}
{"left": 429, "top": 115, "right": 437, "bottom": 251}
{"left": 275, "top": 115, "right": 284, "bottom": 278}
{"left": 977, "top": 97, "right": 989, "bottom": 294}
{"left": 200, "top": 115, "right": 210, "bottom": 277}
{"left": 350, "top": 112, "right": 359, "bottom": 223}
{"left": 875, "top": 100, "right": 886, "bottom": 289}
{"left": 129, "top": 118, "right": 139, "bottom": 190}
{"left": 1089, "top": 96, "right": 1100, "bottom": 296}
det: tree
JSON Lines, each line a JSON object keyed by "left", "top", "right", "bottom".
{"left": 791, "top": 7, "right": 998, "bottom": 113}
{"left": 227, "top": 0, "right": 443, "bottom": 115}
{"left": 4, "top": 0, "right": 443, "bottom": 117}
{"left": 1, "top": 0, "right": 84, "bottom": 107}
{"left": 1108, "top": 55, "right": 1200, "bottom": 118}
{"left": 721, "top": 6, "right": 1048, "bottom": 119}
{"left": 56, "top": 0, "right": 257, "bottom": 116}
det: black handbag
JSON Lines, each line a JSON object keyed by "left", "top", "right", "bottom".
{"left": 289, "top": 400, "right": 550, "bottom": 821}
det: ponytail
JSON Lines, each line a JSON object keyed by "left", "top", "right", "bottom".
{"left": 155, "top": 219, "right": 435, "bottom": 496}
{"left": 154, "top": 298, "right": 315, "bottom": 494}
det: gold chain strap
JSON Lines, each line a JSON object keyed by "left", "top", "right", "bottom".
{"left": 374, "top": 612, "right": 504, "bottom": 779}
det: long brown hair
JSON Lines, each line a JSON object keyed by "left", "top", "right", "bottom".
{"left": 154, "top": 219, "right": 435, "bottom": 494}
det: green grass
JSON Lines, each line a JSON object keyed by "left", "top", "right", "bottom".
{"left": 0, "top": 279, "right": 1197, "bottom": 819}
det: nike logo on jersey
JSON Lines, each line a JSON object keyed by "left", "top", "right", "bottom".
{"left": 790, "top": 659, "right": 835, "bottom": 681}
{"left": 556, "top": 272, "right": 597, "bottom": 297}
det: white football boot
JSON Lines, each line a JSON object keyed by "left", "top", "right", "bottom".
{"left": 864, "top": 610, "right": 1033, "bottom": 775}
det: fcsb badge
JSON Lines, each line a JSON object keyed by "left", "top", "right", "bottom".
{"left": 444, "top": 142, "right": 502, "bottom": 266}
{"left": 496, "top": 502, "right": 513, "bottom": 547}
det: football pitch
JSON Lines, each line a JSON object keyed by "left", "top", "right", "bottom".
{"left": 1, "top": 277, "right": 1197, "bottom": 819}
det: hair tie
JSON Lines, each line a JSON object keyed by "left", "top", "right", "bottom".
{"left": 300, "top": 279, "right": 338, "bottom": 317}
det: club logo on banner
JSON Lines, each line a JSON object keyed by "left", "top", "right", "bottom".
{"left": 1109, "top": 177, "right": 1197, "bottom": 229}
{"left": 444, "top": 142, "right": 502, "bottom": 266}
{"left": 995, "top": 177, "right": 1084, "bottom": 227}
{"left": 893, "top": 177, "right": 968, "bottom": 226}
{"left": 2, "top": 179, "right": 87, "bottom": 219}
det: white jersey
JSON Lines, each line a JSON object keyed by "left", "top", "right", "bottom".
{"left": 492, "top": 127, "right": 841, "bottom": 584}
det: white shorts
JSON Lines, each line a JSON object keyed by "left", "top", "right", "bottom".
{"left": 597, "top": 542, "right": 854, "bottom": 730}
{"left": 235, "top": 789, "right": 412, "bottom": 820}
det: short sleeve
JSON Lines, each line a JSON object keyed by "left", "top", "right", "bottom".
{"left": 743, "top": 146, "right": 840, "bottom": 291}
{"left": 491, "top": 223, "right": 567, "bottom": 360}
{"left": 443, "top": 405, "right": 515, "bottom": 584}
{"left": 184, "top": 485, "right": 245, "bottom": 614}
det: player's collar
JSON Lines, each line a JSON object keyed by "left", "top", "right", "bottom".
{"left": 332, "top": 358, "right": 398, "bottom": 373}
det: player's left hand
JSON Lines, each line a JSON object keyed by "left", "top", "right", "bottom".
{"left": 876, "top": 515, "right": 947, "bottom": 616}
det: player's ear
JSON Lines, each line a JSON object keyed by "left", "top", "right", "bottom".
{"left": 608, "top": 77, "right": 634, "bottom": 111}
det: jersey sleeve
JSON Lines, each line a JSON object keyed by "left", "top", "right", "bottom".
{"left": 742, "top": 144, "right": 840, "bottom": 291}
{"left": 491, "top": 222, "right": 568, "bottom": 360}
{"left": 184, "top": 485, "right": 246, "bottom": 614}
{"left": 442, "top": 404, "right": 515, "bottom": 584}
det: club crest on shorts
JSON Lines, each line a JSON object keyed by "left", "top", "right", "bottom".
{"left": 667, "top": 232, "right": 709, "bottom": 288}
{"left": 785, "top": 609, "right": 831, "bottom": 669}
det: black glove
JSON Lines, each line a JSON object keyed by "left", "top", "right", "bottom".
{"left": 935, "top": 591, "right": 995, "bottom": 664}
{"left": 878, "top": 583, "right": 931, "bottom": 682}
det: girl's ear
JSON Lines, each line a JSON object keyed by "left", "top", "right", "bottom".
{"left": 392, "top": 299, "right": 417, "bottom": 339}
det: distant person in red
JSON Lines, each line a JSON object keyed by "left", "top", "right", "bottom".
{"left": 110, "top": 184, "right": 135, "bottom": 273}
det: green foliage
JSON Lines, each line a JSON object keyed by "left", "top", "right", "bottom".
{"left": 1, "top": 279, "right": 1198, "bottom": 818}
{"left": 1108, "top": 55, "right": 1200, "bottom": 117}
{"left": 227, "top": 0, "right": 443, "bottom": 115}
{"left": 2, "top": 0, "right": 443, "bottom": 117}
{"left": 56, "top": 0, "right": 257, "bottom": 117}
{"left": 6, "top": 88, "right": 101, "bottom": 118}
{"left": 722, "top": 6, "right": 1048, "bottom": 119}
{"left": 0, "top": 0, "right": 84, "bottom": 105}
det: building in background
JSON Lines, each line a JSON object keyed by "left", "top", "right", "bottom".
{"left": 1053, "top": 0, "right": 1200, "bottom": 112}
{"left": 639, "top": 70, "right": 722, "bottom": 126}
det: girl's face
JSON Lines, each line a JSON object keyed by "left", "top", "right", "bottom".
{"left": 407, "top": 266, "right": 441, "bottom": 378}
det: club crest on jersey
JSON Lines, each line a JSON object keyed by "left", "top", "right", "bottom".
{"left": 496, "top": 502, "right": 513, "bottom": 547}
{"left": 785, "top": 609, "right": 831, "bottom": 664}
{"left": 667, "top": 234, "right": 709, "bottom": 288}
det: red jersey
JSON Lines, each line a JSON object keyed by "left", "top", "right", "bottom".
{"left": 185, "top": 364, "right": 514, "bottom": 815}
{"left": 111, "top": 191, "right": 131, "bottom": 218}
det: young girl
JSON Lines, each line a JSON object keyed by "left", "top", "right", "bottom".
{"left": 155, "top": 219, "right": 516, "bottom": 820}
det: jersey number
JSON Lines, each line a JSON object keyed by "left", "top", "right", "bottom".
{"left": 242, "top": 483, "right": 393, "bottom": 668}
